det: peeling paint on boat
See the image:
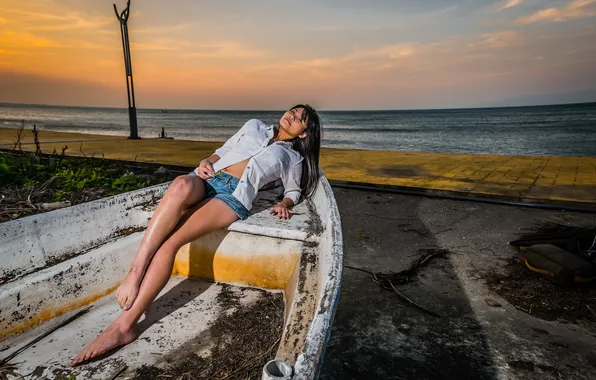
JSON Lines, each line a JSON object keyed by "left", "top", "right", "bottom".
{"left": 0, "top": 171, "right": 343, "bottom": 379}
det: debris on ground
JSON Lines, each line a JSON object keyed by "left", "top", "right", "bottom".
{"left": 486, "top": 256, "right": 596, "bottom": 323}
{"left": 133, "top": 291, "right": 284, "bottom": 380}
{"left": 484, "top": 299, "right": 502, "bottom": 307}
{"left": 0, "top": 362, "right": 26, "bottom": 380}
{"left": 510, "top": 222, "right": 596, "bottom": 263}
{"left": 345, "top": 248, "right": 449, "bottom": 317}
{"left": 484, "top": 223, "right": 596, "bottom": 322}
{"left": 518, "top": 244, "right": 595, "bottom": 285}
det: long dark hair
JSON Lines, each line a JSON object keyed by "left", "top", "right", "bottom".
{"left": 290, "top": 104, "right": 321, "bottom": 198}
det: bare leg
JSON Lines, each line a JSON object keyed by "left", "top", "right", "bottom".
{"left": 115, "top": 175, "right": 206, "bottom": 310}
{"left": 70, "top": 198, "right": 239, "bottom": 366}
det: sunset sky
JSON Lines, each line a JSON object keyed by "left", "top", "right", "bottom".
{"left": 1, "top": 0, "right": 595, "bottom": 110}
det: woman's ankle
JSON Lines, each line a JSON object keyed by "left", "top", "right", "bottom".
{"left": 125, "top": 264, "right": 145, "bottom": 282}
{"left": 111, "top": 317, "right": 138, "bottom": 332}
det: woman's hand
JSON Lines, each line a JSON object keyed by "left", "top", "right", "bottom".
{"left": 270, "top": 203, "right": 296, "bottom": 220}
{"left": 196, "top": 159, "right": 215, "bottom": 179}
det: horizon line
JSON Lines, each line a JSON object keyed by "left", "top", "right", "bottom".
{"left": 1, "top": 100, "right": 595, "bottom": 113}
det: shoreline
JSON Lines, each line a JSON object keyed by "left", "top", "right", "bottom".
{"left": 1, "top": 127, "right": 595, "bottom": 208}
{"left": 2, "top": 101, "right": 595, "bottom": 157}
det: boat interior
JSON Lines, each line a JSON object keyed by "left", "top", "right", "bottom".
{"left": 0, "top": 179, "right": 341, "bottom": 379}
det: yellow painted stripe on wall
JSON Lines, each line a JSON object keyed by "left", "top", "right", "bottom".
{"left": 0, "top": 284, "right": 119, "bottom": 342}
{"left": 172, "top": 244, "right": 299, "bottom": 290}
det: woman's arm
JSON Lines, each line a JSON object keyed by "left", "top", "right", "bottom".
{"left": 271, "top": 161, "right": 302, "bottom": 220}
{"left": 204, "top": 154, "right": 221, "bottom": 164}
{"left": 196, "top": 154, "right": 220, "bottom": 179}
{"left": 270, "top": 197, "right": 296, "bottom": 220}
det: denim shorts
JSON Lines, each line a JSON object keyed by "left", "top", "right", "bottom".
{"left": 190, "top": 170, "right": 249, "bottom": 220}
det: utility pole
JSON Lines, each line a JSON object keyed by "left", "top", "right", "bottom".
{"left": 114, "top": 0, "right": 139, "bottom": 139}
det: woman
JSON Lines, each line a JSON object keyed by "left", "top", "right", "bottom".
{"left": 70, "top": 104, "right": 321, "bottom": 366}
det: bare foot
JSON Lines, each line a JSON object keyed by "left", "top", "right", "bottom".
{"left": 69, "top": 323, "right": 137, "bottom": 366}
{"left": 115, "top": 268, "right": 143, "bottom": 310}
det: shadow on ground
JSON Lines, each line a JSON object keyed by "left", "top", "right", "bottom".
{"left": 320, "top": 188, "right": 498, "bottom": 380}
{"left": 320, "top": 188, "right": 596, "bottom": 380}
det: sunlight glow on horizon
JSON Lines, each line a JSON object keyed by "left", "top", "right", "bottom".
{"left": 0, "top": 0, "right": 595, "bottom": 110}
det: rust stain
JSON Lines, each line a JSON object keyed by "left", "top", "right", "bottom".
{"left": 0, "top": 284, "right": 119, "bottom": 342}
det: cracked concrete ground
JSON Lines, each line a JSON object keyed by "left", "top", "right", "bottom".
{"left": 320, "top": 188, "right": 596, "bottom": 380}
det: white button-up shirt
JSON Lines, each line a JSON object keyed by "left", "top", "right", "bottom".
{"left": 209, "top": 119, "right": 303, "bottom": 211}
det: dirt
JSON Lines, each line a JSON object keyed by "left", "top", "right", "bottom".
{"left": 216, "top": 283, "right": 242, "bottom": 309}
{"left": 484, "top": 223, "right": 596, "bottom": 323}
{"left": 305, "top": 199, "right": 323, "bottom": 239}
{"left": 133, "top": 290, "right": 284, "bottom": 380}
{"left": 485, "top": 256, "right": 596, "bottom": 323}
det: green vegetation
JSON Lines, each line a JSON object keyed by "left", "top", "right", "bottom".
{"left": 1, "top": 154, "right": 159, "bottom": 200}
{"left": 0, "top": 152, "right": 176, "bottom": 222}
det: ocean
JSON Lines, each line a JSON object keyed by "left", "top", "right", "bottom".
{"left": 1, "top": 102, "right": 595, "bottom": 156}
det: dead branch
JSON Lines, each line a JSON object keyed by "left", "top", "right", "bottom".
{"left": 12, "top": 121, "right": 25, "bottom": 151}
{"left": 25, "top": 194, "right": 35, "bottom": 210}
{"left": 388, "top": 280, "right": 440, "bottom": 318}
{"left": 0, "top": 362, "right": 25, "bottom": 380}
{"left": 32, "top": 125, "right": 41, "bottom": 157}
{"left": 35, "top": 176, "right": 59, "bottom": 193}
{"left": 79, "top": 141, "right": 87, "bottom": 157}
{"left": 344, "top": 249, "right": 448, "bottom": 317}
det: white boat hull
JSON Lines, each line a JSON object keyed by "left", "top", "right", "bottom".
{"left": 0, "top": 171, "right": 343, "bottom": 379}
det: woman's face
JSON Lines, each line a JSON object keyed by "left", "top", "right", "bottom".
{"left": 279, "top": 107, "right": 308, "bottom": 139}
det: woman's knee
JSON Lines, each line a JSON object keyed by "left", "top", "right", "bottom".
{"left": 167, "top": 176, "right": 201, "bottom": 203}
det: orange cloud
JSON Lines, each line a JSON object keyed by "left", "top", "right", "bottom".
{"left": 0, "top": 31, "right": 68, "bottom": 48}
{"left": 495, "top": 0, "right": 524, "bottom": 12}
{"left": 181, "top": 41, "right": 270, "bottom": 59}
{"left": 468, "top": 31, "right": 521, "bottom": 48}
{"left": 0, "top": 7, "right": 66, "bottom": 21}
{"left": 130, "top": 38, "right": 270, "bottom": 59}
{"left": 517, "top": 0, "right": 596, "bottom": 24}
{"left": 133, "top": 22, "right": 198, "bottom": 35}
{"left": 375, "top": 44, "right": 416, "bottom": 59}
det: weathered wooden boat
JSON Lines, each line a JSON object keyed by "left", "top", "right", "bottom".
{"left": 0, "top": 171, "right": 343, "bottom": 379}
